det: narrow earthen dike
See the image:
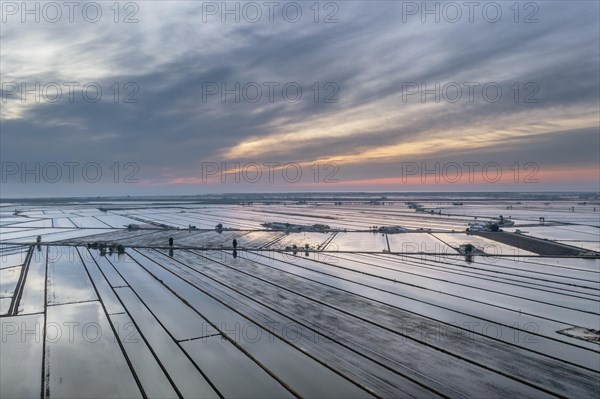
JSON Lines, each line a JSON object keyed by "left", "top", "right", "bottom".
{"left": 471, "top": 231, "right": 599, "bottom": 257}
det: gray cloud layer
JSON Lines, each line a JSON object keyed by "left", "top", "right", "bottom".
{"left": 1, "top": 1, "right": 598, "bottom": 195}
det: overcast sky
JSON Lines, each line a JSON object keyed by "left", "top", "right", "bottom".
{"left": 1, "top": 0, "right": 599, "bottom": 196}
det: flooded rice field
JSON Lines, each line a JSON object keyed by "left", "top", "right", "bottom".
{"left": 1, "top": 196, "right": 599, "bottom": 398}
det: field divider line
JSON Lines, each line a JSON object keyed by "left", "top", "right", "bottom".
{"left": 76, "top": 248, "right": 147, "bottom": 398}
{"left": 81, "top": 248, "right": 185, "bottom": 399}
{"left": 245, "top": 250, "right": 600, "bottom": 361}
{"left": 102, "top": 252, "right": 221, "bottom": 399}
{"left": 7, "top": 245, "right": 33, "bottom": 316}
{"left": 349, "top": 253, "right": 600, "bottom": 299}
{"left": 132, "top": 248, "right": 377, "bottom": 399}
{"left": 190, "top": 248, "right": 577, "bottom": 398}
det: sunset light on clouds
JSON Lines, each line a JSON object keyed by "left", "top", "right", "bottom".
{"left": 1, "top": 1, "right": 598, "bottom": 195}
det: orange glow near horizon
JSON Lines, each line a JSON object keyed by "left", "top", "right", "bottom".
{"left": 142, "top": 164, "right": 599, "bottom": 189}
{"left": 297, "top": 166, "right": 600, "bottom": 187}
